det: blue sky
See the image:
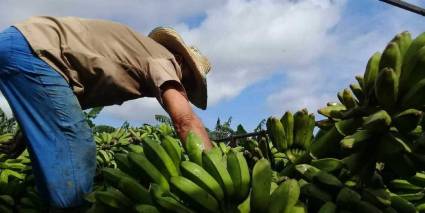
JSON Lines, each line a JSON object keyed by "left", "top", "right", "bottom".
{"left": 1, "top": 0, "right": 425, "bottom": 132}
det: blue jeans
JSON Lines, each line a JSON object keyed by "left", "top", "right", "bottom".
{"left": 0, "top": 27, "right": 96, "bottom": 208}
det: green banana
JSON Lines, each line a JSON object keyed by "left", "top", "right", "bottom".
{"left": 401, "top": 32, "right": 425, "bottom": 92}
{"left": 114, "top": 153, "right": 140, "bottom": 180}
{"left": 219, "top": 142, "right": 229, "bottom": 154}
{"left": 270, "top": 182, "right": 279, "bottom": 194}
{"left": 280, "top": 111, "right": 294, "bottom": 148}
{"left": 404, "top": 45, "right": 425, "bottom": 90}
{"left": 227, "top": 149, "right": 250, "bottom": 202}
{"left": 0, "top": 195, "right": 14, "bottom": 207}
{"left": 267, "top": 117, "right": 287, "bottom": 152}
{"left": 185, "top": 131, "right": 204, "bottom": 165}
{"left": 268, "top": 179, "right": 300, "bottom": 213}
{"left": 379, "top": 42, "right": 402, "bottom": 77}
{"left": 153, "top": 196, "right": 194, "bottom": 213}
{"left": 318, "top": 104, "right": 346, "bottom": 119}
{"left": 390, "top": 194, "right": 417, "bottom": 213}
{"left": 335, "top": 117, "right": 363, "bottom": 136}
{"left": 180, "top": 161, "right": 224, "bottom": 201}
{"left": 170, "top": 176, "right": 220, "bottom": 213}
{"left": 392, "top": 31, "right": 412, "bottom": 57}
{"left": 393, "top": 109, "right": 423, "bottom": 133}
{"left": 401, "top": 78, "right": 425, "bottom": 109}
{"left": 374, "top": 67, "right": 399, "bottom": 109}
{"left": 117, "top": 176, "right": 152, "bottom": 204}
{"left": 398, "top": 192, "right": 424, "bottom": 202}
{"left": 250, "top": 159, "right": 272, "bottom": 212}
{"left": 386, "top": 153, "right": 417, "bottom": 178}
{"left": 289, "top": 201, "right": 307, "bottom": 213}
{"left": 389, "top": 179, "right": 423, "bottom": 193}
{"left": 316, "top": 119, "right": 334, "bottom": 130}
{"left": 356, "top": 75, "right": 365, "bottom": 90}
{"left": 362, "top": 188, "right": 391, "bottom": 208}
{"left": 128, "top": 152, "right": 169, "bottom": 191}
{"left": 161, "top": 135, "right": 183, "bottom": 169}
{"left": 340, "top": 129, "right": 372, "bottom": 150}
{"left": 300, "top": 183, "right": 332, "bottom": 203}
{"left": 293, "top": 109, "right": 315, "bottom": 150}
{"left": 318, "top": 202, "right": 336, "bottom": 213}
{"left": 350, "top": 83, "right": 365, "bottom": 103}
{"left": 102, "top": 168, "right": 131, "bottom": 186}
{"left": 143, "top": 137, "right": 179, "bottom": 178}
{"left": 258, "top": 138, "right": 271, "bottom": 160}
{"left": 0, "top": 204, "right": 12, "bottom": 213}
{"left": 150, "top": 184, "right": 195, "bottom": 213}
{"left": 336, "top": 187, "right": 362, "bottom": 208}
{"left": 341, "top": 88, "right": 358, "bottom": 109}
{"left": 310, "top": 126, "right": 344, "bottom": 158}
{"left": 295, "top": 164, "right": 320, "bottom": 181}
{"left": 127, "top": 144, "right": 143, "bottom": 153}
{"left": 237, "top": 193, "right": 250, "bottom": 213}
{"left": 377, "top": 133, "right": 411, "bottom": 158}
{"left": 202, "top": 149, "right": 234, "bottom": 198}
{"left": 354, "top": 201, "right": 382, "bottom": 213}
{"left": 363, "top": 52, "right": 382, "bottom": 97}
{"left": 383, "top": 207, "right": 398, "bottom": 213}
{"left": 94, "top": 189, "right": 132, "bottom": 209}
{"left": 312, "top": 171, "right": 343, "bottom": 191}
{"left": 134, "top": 204, "right": 160, "bottom": 213}
{"left": 408, "top": 172, "right": 425, "bottom": 187}
{"left": 311, "top": 158, "right": 343, "bottom": 173}
{"left": 362, "top": 110, "right": 391, "bottom": 132}
{"left": 416, "top": 202, "right": 425, "bottom": 212}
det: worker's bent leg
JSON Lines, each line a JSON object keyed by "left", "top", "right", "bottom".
{"left": 0, "top": 27, "right": 96, "bottom": 208}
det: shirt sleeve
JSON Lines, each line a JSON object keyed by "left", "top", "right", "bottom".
{"left": 147, "top": 57, "right": 188, "bottom": 106}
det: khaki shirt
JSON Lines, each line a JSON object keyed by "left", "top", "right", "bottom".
{"left": 14, "top": 16, "right": 183, "bottom": 109}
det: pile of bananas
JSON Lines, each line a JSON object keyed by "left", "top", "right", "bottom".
{"left": 266, "top": 109, "right": 315, "bottom": 170}
{"left": 95, "top": 124, "right": 172, "bottom": 172}
{"left": 267, "top": 31, "right": 425, "bottom": 212}
{"left": 295, "top": 160, "right": 425, "bottom": 212}
{"left": 0, "top": 140, "right": 48, "bottom": 213}
{"left": 311, "top": 31, "right": 425, "bottom": 178}
{"left": 86, "top": 132, "right": 311, "bottom": 213}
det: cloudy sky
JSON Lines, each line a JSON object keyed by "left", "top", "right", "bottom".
{"left": 0, "top": 0, "right": 424, "bottom": 131}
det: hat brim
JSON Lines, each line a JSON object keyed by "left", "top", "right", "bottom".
{"left": 148, "top": 28, "right": 208, "bottom": 110}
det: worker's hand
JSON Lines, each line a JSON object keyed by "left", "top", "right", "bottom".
{"left": 0, "top": 130, "right": 27, "bottom": 158}
{"left": 160, "top": 81, "right": 213, "bottom": 150}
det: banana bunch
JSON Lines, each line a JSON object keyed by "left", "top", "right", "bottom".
{"left": 292, "top": 158, "right": 408, "bottom": 213}
{"left": 247, "top": 159, "right": 306, "bottom": 213}
{"left": 266, "top": 109, "right": 314, "bottom": 168}
{"left": 307, "top": 31, "right": 425, "bottom": 183}
{"left": 87, "top": 133, "right": 249, "bottom": 212}
{"left": 385, "top": 172, "right": 425, "bottom": 212}
{"left": 0, "top": 151, "right": 48, "bottom": 213}
{"left": 95, "top": 128, "right": 146, "bottom": 172}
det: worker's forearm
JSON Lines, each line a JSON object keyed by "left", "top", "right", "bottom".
{"left": 174, "top": 114, "right": 213, "bottom": 151}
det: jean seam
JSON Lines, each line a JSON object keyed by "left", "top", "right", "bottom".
{"left": 29, "top": 60, "right": 81, "bottom": 204}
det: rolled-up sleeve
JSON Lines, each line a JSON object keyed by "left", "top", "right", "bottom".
{"left": 147, "top": 57, "right": 187, "bottom": 105}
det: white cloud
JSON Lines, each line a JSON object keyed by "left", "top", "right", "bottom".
{"left": 0, "top": 0, "right": 225, "bottom": 32}
{"left": 177, "top": 0, "right": 345, "bottom": 104}
{"left": 101, "top": 98, "right": 167, "bottom": 124}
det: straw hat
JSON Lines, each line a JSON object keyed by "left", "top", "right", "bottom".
{"left": 148, "top": 27, "right": 211, "bottom": 110}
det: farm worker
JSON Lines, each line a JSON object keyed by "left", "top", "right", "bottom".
{"left": 0, "top": 16, "right": 212, "bottom": 210}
